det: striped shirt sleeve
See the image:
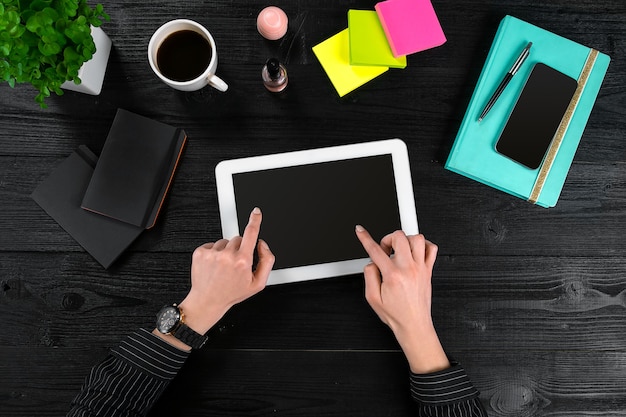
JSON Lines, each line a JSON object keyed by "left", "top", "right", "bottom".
{"left": 67, "top": 329, "right": 189, "bottom": 417}
{"left": 409, "top": 362, "right": 488, "bottom": 417}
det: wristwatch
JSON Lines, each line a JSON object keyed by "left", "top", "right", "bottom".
{"left": 155, "top": 304, "right": 208, "bottom": 349}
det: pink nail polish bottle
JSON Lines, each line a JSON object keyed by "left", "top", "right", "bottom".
{"left": 262, "top": 58, "right": 288, "bottom": 92}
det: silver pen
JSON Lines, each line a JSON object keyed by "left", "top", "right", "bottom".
{"left": 478, "top": 42, "right": 532, "bottom": 122}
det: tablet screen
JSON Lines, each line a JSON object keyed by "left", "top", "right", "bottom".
{"left": 232, "top": 154, "right": 401, "bottom": 269}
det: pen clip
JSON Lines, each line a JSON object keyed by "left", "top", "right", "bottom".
{"left": 511, "top": 42, "right": 532, "bottom": 75}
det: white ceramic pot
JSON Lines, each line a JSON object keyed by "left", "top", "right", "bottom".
{"left": 61, "top": 27, "right": 112, "bottom": 95}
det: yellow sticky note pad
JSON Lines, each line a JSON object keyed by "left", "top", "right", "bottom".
{"left": 312, "top": 29, "right": 389, "bottom": 97}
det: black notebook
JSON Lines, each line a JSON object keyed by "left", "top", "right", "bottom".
{"left": 81, "top": 109, "right": 187, "bottom": 229}
{"left": 31, "top": 146, "right": 144, "bottom": 269}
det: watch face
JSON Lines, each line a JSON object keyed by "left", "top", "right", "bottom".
{"left": 156, "top": 306, "right": 180, "bottom": 334}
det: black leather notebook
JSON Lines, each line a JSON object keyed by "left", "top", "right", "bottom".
{"left": 81, "top": 109, "right": 187, "bottom": 229}
{"left": 31, "top": 146, "right": 144, "bottom": 269}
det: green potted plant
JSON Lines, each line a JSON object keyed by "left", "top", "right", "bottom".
{"left": 0, "top": 0, "right": 110, "bottom": 108}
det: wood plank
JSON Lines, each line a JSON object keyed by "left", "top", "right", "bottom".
{"left": 2, "top": 253, "right": 625, "bottom": 352}
{"left": 1, "top": 154, "right": 624, "bottom": 255}
{"left": 1, "top": 347, "right": 624, "bottom": 417}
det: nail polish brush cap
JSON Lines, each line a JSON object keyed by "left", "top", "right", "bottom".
{"left": 257, "top": 6, "right": 288, "bottom": 40}
{"left": 266, "top": 58, "right": 281, "bottom": 79}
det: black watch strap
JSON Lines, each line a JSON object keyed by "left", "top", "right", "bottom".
{"left": 172, "top": 322, "right": 208, "bottom": 350}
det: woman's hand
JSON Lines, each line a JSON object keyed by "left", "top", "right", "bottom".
{"left": 355, "top": 226, "right": 450, "bottom": 374}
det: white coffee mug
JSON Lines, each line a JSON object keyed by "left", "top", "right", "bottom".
{"left": 148, "top": 19, "right": 228, "bottom": 92}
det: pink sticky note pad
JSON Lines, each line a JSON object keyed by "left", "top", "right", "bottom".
{"left": 375, "top": 0, "right": 446, "bottom": 57}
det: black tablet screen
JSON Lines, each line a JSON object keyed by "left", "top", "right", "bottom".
{"left": 233, "top": 154, "right": 402, "bottom": 269}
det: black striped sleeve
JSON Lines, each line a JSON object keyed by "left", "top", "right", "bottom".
{"left": 409, "top": 362, "right": 488, "bottom": 417}
{"left": 67, "top": 329, "right": 190, "bottom": 417}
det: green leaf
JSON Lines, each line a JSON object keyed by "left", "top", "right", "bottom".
{"left": 20, "top": 9, "right": 36, "bottom": 23}
{"left": 43, "top": 66, "right": 57, "bottom": 78}
{"left": 38, "top": 40, "right": 61, "bottom": 56}
{"left": 64, "top": 22, "right": 91, "bottom": 44}
{"left": 41, "top": 7, "right": 59, "bottom": 23}
{"left": 35, "top": 92, "right": 48, "bottom": 108}
{"left": 6, "top": 10, "right": 20, "bottom": 26}
{"left": 30, "top": 1, "right": 53, "bottom": 12}
{"left": 8, "top": 22, "right": 26, "bottom": 37}
{"left": 25, "top": 14, "right": 43, "bottom": 33}
{"left": 54, "top": 18, "right": 67, "bottom": 32}
{"left": 67, "top": 64, "right": 78, "bottom": 78}
{"left": 63, "top": 46, "right": 79, "bottom": 62}
{"left": 1, "top": 61, "right": 12, "bottom": 79}
{"left": 55, "top": 63, "right": 66, "bottom": 78}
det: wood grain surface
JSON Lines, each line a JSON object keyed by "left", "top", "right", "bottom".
{"left": 1, "top": 0, "right": 625, "bottom": 416}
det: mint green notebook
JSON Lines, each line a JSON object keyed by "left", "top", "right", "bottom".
{"left": 445, "top": 15, "right": 610, "bottom": 208}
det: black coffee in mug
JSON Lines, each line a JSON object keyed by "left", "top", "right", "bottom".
{"left": 156, "top": 30, "right": 212, "bottom": 82}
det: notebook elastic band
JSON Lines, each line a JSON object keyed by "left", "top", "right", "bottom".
{"left": 528, "top": 48, "right": 598, "bottom": 204}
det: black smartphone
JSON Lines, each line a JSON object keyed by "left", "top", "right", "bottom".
{"left": 495, "top": 63, "right": 578, "bottom": 169}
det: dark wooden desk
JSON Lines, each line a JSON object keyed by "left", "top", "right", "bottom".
{"left": 1, "top": 1, "right": 625, "bottom": 416}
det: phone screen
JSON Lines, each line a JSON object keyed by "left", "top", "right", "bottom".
{"left": 495, "top": 63, "right": 578, "bottom": 169}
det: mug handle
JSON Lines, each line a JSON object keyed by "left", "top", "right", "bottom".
{"left": 208, "top": 74, "right": 228, "bottom": 92}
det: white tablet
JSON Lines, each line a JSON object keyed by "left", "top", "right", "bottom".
{"left": 215, "top": 138, "right": 418, "bottom": 285}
